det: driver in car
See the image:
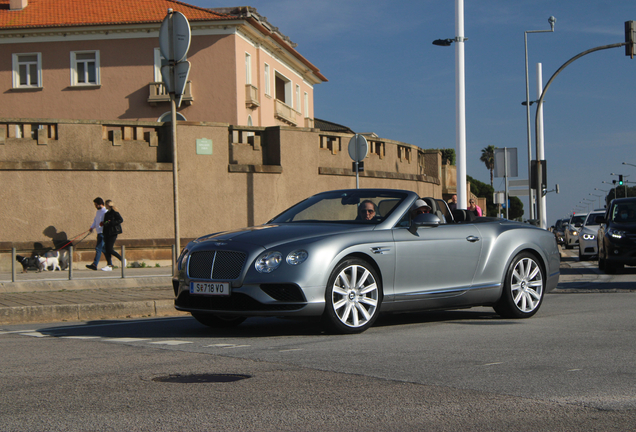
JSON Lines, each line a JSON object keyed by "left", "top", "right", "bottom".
{"left": 357, "top": 200, "right": 378, "bottom": 221}
{"left": 411, "top": 199, "right": 431, "bottom": 216}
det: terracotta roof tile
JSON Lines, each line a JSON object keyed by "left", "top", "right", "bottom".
{"left": 0, "top": 0, "right": 232, "bottom": 29}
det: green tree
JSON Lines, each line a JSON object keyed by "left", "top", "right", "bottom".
{"left": 479, "top": 145, "right": 496, "bottom": 187}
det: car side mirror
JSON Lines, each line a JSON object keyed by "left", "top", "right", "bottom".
{"left": 409, "top": 213, "right": 441, "bottom": 234}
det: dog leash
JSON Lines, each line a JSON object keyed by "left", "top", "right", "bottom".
{"left": 54, "top": 230, "right": 91, "bottom": 250}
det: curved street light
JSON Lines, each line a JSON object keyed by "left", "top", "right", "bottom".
{"left": 524, "top": 16, "right": 556, "bottom": 220}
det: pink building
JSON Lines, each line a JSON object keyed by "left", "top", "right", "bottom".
{"left": 0, "top": 0, "right": 327, "bottom": 126}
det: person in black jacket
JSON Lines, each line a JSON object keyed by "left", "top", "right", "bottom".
{"left": 100, "top": 199, "right": 125, "bottom": 271}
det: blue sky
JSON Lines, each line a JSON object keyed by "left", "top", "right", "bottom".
{"left": 189, "top": 0, "right": 636, "bottom": 224}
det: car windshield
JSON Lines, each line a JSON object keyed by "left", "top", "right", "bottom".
{"left": 269, "top": 190, "right": 408, "bottom": 224}
{"left": 570, "top": 215, "right": 586, "bottom": 226}
{"left": 584, "top": 213, "right": 604, "bottom": 227}
{"left": 610, "top": 203, "right": 636, "bottom": 223}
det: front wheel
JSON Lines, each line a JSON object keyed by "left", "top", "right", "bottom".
{"left": 494, "top": 252, "right": 545, "bottom": 319}
{"left": 322, "top": 258, "right": 382, "bottom": 334}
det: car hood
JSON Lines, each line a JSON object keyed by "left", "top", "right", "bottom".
{"left": 190, "top": 223, "right": 373, "bottom": 249}
{"left": 580, "top": 226, "right": 599, "bottom": 235}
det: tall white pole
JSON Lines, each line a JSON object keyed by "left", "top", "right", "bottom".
{"left": 536, "top": 63, "right": 547, "bottom": 229}
{"left": 455, "top": 0, "right": 467, "bottom": 210}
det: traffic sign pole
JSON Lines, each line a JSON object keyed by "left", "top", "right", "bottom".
{"left": 160, "top": 8, "right": 192, "bottom": 261}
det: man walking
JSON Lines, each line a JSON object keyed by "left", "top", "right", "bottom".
{"left": 86, "top": 197, "right": 108, "bottom": 271}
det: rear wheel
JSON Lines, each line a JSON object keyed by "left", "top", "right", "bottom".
{"left": 191, "top": 313, "right": 246, "bottom": 328}
{"left": 322, "top": 258, "right": 382, "bottom": 334}
{"left": 494, "top": 252, "right": 545, "bottom": 319}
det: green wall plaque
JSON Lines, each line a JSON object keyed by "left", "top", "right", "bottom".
{"left": 196, "top": 138, "right": 213, "bottom": 155}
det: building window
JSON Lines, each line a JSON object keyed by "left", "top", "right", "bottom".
{"left": 275, "top": 72, "right": 291, "bottom": 106}
{"left": 71, "top": 51, "right": 100, "bottom": 85}
{"left": 264, "top": 63, "right": 270, "bottom": 96}
{"left": 12, "top": 53, "right": 42, "bottom": 88}
{"left": 245, "top": 53, "right": 252, "bottom": 85}
{"left": 296, "top": 84, "right": 300, "bottom": 112}
{"left": 304, "top": 92, "right": 309, "bottom": 117}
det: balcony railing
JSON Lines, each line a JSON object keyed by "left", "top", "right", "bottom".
{"left": 148, "top": 81, "right": 193, "bottom": 106}
{"left": 274, "top": 99, "right": 297, "bottom": 126}
{"left": 245, "top": 84, "right": 260, "bottom": 108}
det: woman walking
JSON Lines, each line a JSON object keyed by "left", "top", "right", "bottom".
{"left": 101, "top": 199, "right": 125, "bottom": 271}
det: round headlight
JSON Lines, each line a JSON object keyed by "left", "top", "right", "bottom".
{"left": 255, "top": 251, "right": 283, "bottom": 273}
{"left": 582, "top": 234, "right": 595, "bottom": 240}
{"left": 287, "top": 250, "right": 308, "bottom": 265}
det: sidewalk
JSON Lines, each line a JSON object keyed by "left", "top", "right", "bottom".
{"left": 0, "top": 266, "right": 188, "bottom": 325}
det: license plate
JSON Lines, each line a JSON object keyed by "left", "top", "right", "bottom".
{"left": 190, "top": 282, "right": 230, "bottom": 296}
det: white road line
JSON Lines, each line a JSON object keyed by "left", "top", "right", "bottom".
{"left": 279, "top": 348, "right": 304, "bottom": 352}
{"left": 482, "top": 362, "right": 504, "bottom": 366}
{"left": 205, "top": 343, "right": 250, "bottom": 349}
{"left": 0, "top": 330, "right": 38, "bottom": 335}
{"left": 19, "top": 332, "right": 52, "bottom": 338}
{"left": 60, "top": 336, "right": 102, "bottom": 340}
{"left": 148, "top": 340, "right": 193, "bottom": 346}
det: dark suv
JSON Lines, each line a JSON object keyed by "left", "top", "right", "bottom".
{"left": 597, "top": 197, "right": 636, "bottom": 273}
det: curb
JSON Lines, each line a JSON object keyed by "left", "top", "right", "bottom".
{"left": 0, "top": 276, "right": 172, "bottom": 294}
{"left": 0, "top": 299, "right": 189, "bottom": 325}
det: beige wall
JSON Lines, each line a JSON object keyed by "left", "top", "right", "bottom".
{"left": 0, "top": 118, "right": 442, "bottom": 261}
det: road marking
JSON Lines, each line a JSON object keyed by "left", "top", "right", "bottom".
{"left": 206, "top": 343, "right": 250, "bottom": 349}
{"left": 60, "top": 336, "right": 102, "bottom": 340}
{"left": 279, "top": 348, "right": 304, "bottom": 352}
{"left": 19, "top": 331, "right": 51, "bottom": 338}
{"left": 0, "top": 330, "right": 38, "bottom": 335}
{"left": 567, "top": 369, "right": 583, "bottom": 372}
{"left": 149, "top": 340, "right": 193, "bottom": 346}
{"left": 482, "top": 362, "right": 504, "bottom": 366}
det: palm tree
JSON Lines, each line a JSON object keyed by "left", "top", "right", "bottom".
{"left": 480, "top": 145, "right": 496, "bottom": 187}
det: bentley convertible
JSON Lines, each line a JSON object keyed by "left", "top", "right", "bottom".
{"left": 173, "top": 189, "right": 560, "bottom": 334}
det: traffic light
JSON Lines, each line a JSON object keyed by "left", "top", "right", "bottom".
{"left": 626, "top": 21, "right": 636, "bottom": 58}
{"left": 619, "top": 175, "right": 624, "bottom": 185}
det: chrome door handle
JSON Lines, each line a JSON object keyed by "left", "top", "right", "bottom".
{"left": 466, "top": 236, "right": 480, "bottom": 242}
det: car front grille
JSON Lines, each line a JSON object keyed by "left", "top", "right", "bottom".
{"left": 175, "top": 291, "right": 304, "bottom": 312}
{"left": 188, "top": 250, "right": 247, "bottom": 280}
{"left": 260, "top": 284, "right": 306, "bottom": 302}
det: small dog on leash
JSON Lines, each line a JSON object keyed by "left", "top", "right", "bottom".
{"left": 35, "top": 251, "right": 62, "bottom": 272}
{"left": 16, "top": 255, "right": 39, "bottom": 273}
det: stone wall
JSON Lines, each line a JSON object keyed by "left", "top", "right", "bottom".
{"left": 0, "top": 118, "right": 443, "bottom": 269}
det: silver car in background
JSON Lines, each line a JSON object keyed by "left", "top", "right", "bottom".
{"left": 564, "top": 213, "right": 587, "bottom": 249}
{"left": 173, "top": 189, "right": 560, "bottom": 334}
{"left": 578, "top": 210, "right": 605, "bottom": 261}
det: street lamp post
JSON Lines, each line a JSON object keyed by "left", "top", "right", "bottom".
{"left": 589, "top": 193, "right": 603, "bottom": 208}
{"left": 432, "top": 0, "right": 468, "bottom": 210}
{"left": 602, "top": 181, "right": 618, "bottom": 199}
{"left": 524, "top": 16, "right": 556, "bottom": 221}
{"left": 594, "top": 187, "right": 609, "bottom": 207}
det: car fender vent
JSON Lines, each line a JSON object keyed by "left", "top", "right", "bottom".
{"left": 260, "top": 284, "right": 306, "bottom": 302}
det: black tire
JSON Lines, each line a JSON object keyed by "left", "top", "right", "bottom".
{"left": 565, "top": 243, "right": 572, "bottom": 250}
{"left": 322, "top": 258, "right": 382, "bottom": 334}
{"left": 191, "top": 312, "right": 246, "bottom": 328}
{"left": 598, "top": 253, "right": 605, "bottom": 270}
{"left": 494, "top": 252, "right": 545, "bottom": 319}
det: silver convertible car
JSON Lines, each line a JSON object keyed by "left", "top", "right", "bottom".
{"left": 173, "top": 189, "right": 560, "bottom": 334}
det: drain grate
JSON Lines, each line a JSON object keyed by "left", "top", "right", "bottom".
{"left": 152, "top": 373, "right": 251, "bottom": 383}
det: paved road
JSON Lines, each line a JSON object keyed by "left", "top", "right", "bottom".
{"left": 1, "top": 290, "right": 635, "bottom": 430}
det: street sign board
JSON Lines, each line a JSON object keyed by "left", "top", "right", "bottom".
{"left": 348, "top": 134, "right": 368, "bottom": 162}
{"left": 160, "top": 64, "right": 172, "bottom": 93}
{"left": 494, "top": 147, "right": 518, "bottom": 178}
{"left": 509, "top": 179, "right": 528, "bottom": 187}
{"left": 174, "top": 61, "right": 191, "bottom": 106}
{"left": 159, "top": 11, "right": 191, "bottom": 63}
